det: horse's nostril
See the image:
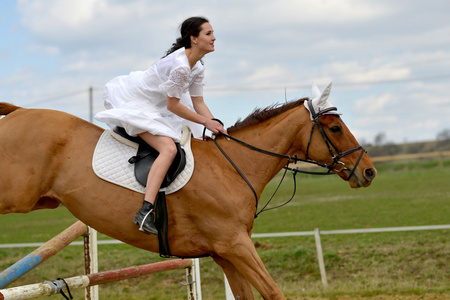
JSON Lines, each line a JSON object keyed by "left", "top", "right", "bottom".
{"left": 365, "top": 168, "right": 376, "bottom": 180}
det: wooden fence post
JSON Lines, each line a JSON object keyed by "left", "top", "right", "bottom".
{"left": 314, "top": 228, "right": 328, "bottom": 289}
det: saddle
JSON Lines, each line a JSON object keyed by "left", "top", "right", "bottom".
{"left": 111, "top": 127, "right": 187, "bottom": 257}
{"left": 112, "top": 127, "right": 186, "bottom": 188}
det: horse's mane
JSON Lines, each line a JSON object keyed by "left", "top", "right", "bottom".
{"left": 227, "top": 98, "right": 307, "bottom": 133}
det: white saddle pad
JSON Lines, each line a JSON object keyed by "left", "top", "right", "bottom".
{"left": 92, "top": 125, "right": 194, "bottom": 195}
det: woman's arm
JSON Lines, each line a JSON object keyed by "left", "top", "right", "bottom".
{"left": 167, "top": 96, "right": 207, "bottom": 125}
{"left": 167, "top": 96, "right": 226, "bottom": 134}
{"left": 191, "top": 96, "right": 214, "bottom": 119}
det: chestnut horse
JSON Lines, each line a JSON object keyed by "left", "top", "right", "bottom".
{"left": 0, "top": 84, "right": 376, "bottom": 299}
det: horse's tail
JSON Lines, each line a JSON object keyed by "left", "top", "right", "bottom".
{"left": 0, "top": 102, "right": 22, "bottom": 116}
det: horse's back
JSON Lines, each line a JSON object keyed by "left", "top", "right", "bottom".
{"left": 1, "top": 104, "right": 104, "bottom": 145}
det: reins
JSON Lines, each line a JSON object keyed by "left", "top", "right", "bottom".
{"left": 206, "top": 101, "right": 367, "bottom": 218}
{"left": 211, "top": 132, "right": 333, "bottom": 218}
{"left": 211, "top": 135, "right": 295, "bottom": 218}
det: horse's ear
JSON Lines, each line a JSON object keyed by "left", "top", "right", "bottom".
{"left": 311, "top": 82, "right": 321, "bottom": 100}
{"left": 307, "top": 82, "right": 340, "bottom": 119}
{"left": 318, "top": 82, "right": 332, "bottom": 104}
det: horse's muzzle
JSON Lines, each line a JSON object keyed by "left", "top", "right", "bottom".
{"left": 349, "top": 167, "right": 377, "bottom": 188}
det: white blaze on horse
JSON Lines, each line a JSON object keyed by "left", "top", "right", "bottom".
{"left": 0, "top": 83, "right": 376, "bottom": 299}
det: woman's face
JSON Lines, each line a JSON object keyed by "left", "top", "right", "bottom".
{"left": 192, "top": 22, "right": 215, "bottom": 54}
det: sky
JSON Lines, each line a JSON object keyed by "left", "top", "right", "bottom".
{"left": 1, "top": 0, "right": 450, "bottom": 145}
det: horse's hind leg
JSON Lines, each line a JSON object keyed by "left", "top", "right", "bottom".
{"left": 212, "top": 255, "right": 255, "bottom": 300}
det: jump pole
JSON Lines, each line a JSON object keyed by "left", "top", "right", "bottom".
{"left": 83, "top": 226, "right": 99, "bottom": 300}
{"left": 0, "top": 259, "right": 194, "bottom": 300}
{"left": 0, "top": 221, "right": 87, "bottom": 289}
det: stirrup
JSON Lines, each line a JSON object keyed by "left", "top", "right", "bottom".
{"left": 133, "top": 207, "right": 158, "bottom": 235}
{"left": 139, "top": 209, "right": 157, "bottom": 235}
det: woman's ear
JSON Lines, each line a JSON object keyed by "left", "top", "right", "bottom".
{"left": 190, "top": 35, "right": 197, "bottom": 45}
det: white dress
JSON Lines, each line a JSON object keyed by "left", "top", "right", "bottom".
{"left": 95, "top": 47, "right": 205, "bottom": 142}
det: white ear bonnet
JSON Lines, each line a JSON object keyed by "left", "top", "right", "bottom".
{"left": 305, "top": 82, "right": 341, "bottom": 120}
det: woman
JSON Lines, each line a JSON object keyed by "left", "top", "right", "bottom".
{"left": 95, "top": 16, "right": 226, "bottom": 235}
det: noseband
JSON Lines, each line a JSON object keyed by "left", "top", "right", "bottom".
{"left": 305, "top": 100, "right": 366, "bottom": 179}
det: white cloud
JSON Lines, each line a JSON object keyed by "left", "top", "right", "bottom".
{"left": 217, "top": 0, "right": 390, "bottom": 29}
{"left": 353, "top": 93, "right": 396, "bottom": 115}
{"left": 245, "top": 65, "right": 289, "bottom": 85}
{"left": 18, "top": 0, "right": 149, "bottom": 32}
{"left": 263, "top": 0, "right": 390, "bottom": 24}
{"left": 325, "top": 60, "right": 411, "bottom": 85}
{"left": 17, "top": 0, "right": 172, "bottom": 55}
{"left": 3, "top": 0, "right": 450, "bottom": 144}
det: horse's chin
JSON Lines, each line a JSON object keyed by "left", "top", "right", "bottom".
{"left": 348, "top": 174, "right": 374, "bottom": 188}
{"left": 339, "top": 169, "right": 374, "bottom": 188}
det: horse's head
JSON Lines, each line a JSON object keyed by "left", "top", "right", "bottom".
{"left": 296, "top": 83, "right": 376, "bottom": 188}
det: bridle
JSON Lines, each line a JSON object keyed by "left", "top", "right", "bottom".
{"left": 208, "top": 99, "right": 367, "bottom": 217}
{"left": 305, "top": 100, "right": 366, "bottom": 179}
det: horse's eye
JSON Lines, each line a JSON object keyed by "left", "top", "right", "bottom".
{"left": 330, "top": 125, "right": 342, "bottom": 134}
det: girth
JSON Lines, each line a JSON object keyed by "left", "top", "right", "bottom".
{"left": 112, "top": 127, "right": 186, "bottom": 188}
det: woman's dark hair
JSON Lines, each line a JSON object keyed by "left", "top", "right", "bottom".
{"left": 164, "top": 16, "right": 209, "bottom": 57}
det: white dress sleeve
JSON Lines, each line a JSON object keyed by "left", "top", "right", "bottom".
{"left": 159, "top": 65, "right": 190, "bottom": 98}
{"left": 189, "top": 69, "right": 205, "bottom": 97}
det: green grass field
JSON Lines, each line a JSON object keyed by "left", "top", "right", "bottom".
{"left": 1, "top": 160, "right": 449, "bottom": 299}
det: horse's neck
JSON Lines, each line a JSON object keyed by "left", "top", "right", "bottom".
{"left": 224, "top": 107, "right": 308, "bottom": 193}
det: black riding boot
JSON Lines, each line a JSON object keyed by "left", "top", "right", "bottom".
{"left": 133, "top": 201, "right": 158, "bottom": 235}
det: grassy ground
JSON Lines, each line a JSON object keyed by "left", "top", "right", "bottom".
{"left": 0, "top": 160, "right": 449, "bottom": 299}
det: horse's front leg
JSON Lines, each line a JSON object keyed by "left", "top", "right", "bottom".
{"left": 212, "top": 254, "right": 255, "bottom": 300}
{"left": 215, "top": 234, "right": 286, "bottom": 300}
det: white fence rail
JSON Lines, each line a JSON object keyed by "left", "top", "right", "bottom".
{"left": 2, "top": 224, "right": 448, "bottom": 249}
{"left": 2, "top": 224, "right": 449, "bottom": 300}
{"left": 225, "top": 224, "right": 450, "bottom": 299}
{"left": 251, "top": 224, "right": 450, "bottom": 238}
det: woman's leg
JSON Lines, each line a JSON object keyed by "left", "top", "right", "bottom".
{"left": 139, "top": 133, "right": 177, "bottom": 203}
{"left": 133, "top": 133, "right": 177, "bottom": 234}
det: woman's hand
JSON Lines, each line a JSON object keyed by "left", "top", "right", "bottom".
{"left": 169, "top": 96, "right": 229, "bottom": 139}
{"left": 204, "top": 118, "right": 228, "bottom": 136}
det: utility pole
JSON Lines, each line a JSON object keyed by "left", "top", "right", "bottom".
{"left": 89, "top": 86, "right": 93, "bottom": 123}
